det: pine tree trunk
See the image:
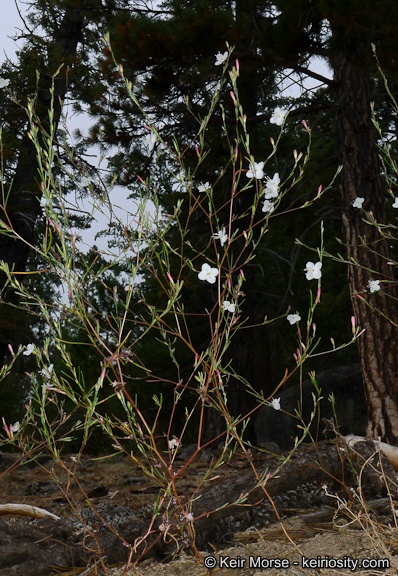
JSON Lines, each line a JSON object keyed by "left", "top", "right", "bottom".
{"left": 333, "top": 48, "right": 398, "bottom": 443}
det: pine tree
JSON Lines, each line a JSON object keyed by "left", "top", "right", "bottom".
{"left": 76, "top": 0, "right": 398, "bottom": 444}
{"left": 4, "top": 0, "right": 398, "bottom": 444}
{"left": 0, "top": 1, "right": 85, "bottom": 364}
{"left": 272, "top": 0, "right": 398, "bottom": 442}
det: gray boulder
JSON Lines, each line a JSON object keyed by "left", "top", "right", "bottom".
{"left": 254, "top": 364, "right": 368, "bottom": 450}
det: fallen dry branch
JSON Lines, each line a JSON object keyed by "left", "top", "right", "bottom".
{"left": 345, "top": 434, "right": 398, "bottom": 470}
{"left": 0, "top": 503, "right": 60, "bottom": 520}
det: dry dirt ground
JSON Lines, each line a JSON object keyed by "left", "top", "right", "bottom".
{"left": 110, "top": 515, "right": 397, "bottom": 576}
{"left": 1, "top": 442, "right": 398, "bottom": 576}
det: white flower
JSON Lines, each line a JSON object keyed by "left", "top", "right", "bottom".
{"left": 352, "top": 197, "right": 365, "bottom": 209}
{"left": 305, "top": 261, "right": 322, "bottom": 280}
{"left": 198, "top": 263, "right": 219, "bottom": 284}
{"left": 270, "top": 107, "right": 288, "bottom": 126}
{"left": 264, "top": 173, "right": 280, "bottom": 198}
{"left": 222, "top": 300, "right": 236, "bottom": 313}
{"left": 168, "top": 438, "right": 180, "bottom": 452}
{"left": 270, "top": 398, "right": 281, "bottom": 410}
{"left": 367, "top": 279, "right": 380, "bottom": 293}
{"left": 246, "top": 161, "right": 264, "bottom": 180}
{"left": 393, "top": 198, "right": 398, "bottom": 209}
{"left": 215, "top": 51, "right": 228, "bottom": 66}
{"left": 144, "top": 132, "right": 157, "bottom": 150}
{"left": 287, "top": 313, "right": 301, "bottom": 325}
{"left": 11, "top": 422, "right": 20, "bottom": 433}
{"left": 262, "top": 199, "right": 275, "bottom": 214}
{"left": 40, "top": 364, "right": 54, "bottom": 380}
{"left": 0, "top": 78, "right": 10, "bottom": 88}
{"left": 213, "top": 227, "right": 228, "bottom": 247}
{"left": 198, "top": 182, "right": 211, "bottom": 192}
{"left": 80, "top": 176, "right": 93, "bottom": 188}
{"left": 23, "top": 343, "right": 35, "bottom": 356}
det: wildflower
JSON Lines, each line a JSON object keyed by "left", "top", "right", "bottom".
{"left": 287, "top": 313, "right": 301, "bottom": 325}
{"left": 198, "top": 263, "right": 219, "bottom": 284}
{"left": 304, "top": 261, "right": 322, "bottom": 281}
{"left": 184, "top": 512, "right": 194, "bottom": 522}
{"left": 198, "top": 182, "right": 211, "bottom": 192}
{"left": 0, "top": 78, "right": 10, "bottom": 88}
{"left": 222, "top": 300, "right": 236, "bottom": 313}
{"left": 40, "top": 364, "right": 54, "bottom": 380}
{"left": 144, "top": 132, "right": 157, "bottom": 150}
{"left": 352, "top": 197, "right": 365, "bottom": 209}
{"left": 215, "top": 51, "right": 228, "bottom": 66}
{"left": 270, "top": 397, "right": 281, "bottom": 410}
{"left": 11, "top": 422, "right": 20, "bottom": 433}
{"left": 80, "top": 176, "right": 92, "bottom": 187}
{"left": 168, "top": 438, "right": 180, "bottom": 452}
{"left": 264, "top": 173, "right": 280, "bottom": 198}
{"left": 23, "top": 343, "right": 35, "bottom": 356}
{"left": 246, "top": 161, "right": 264, "bottom": 180}
{"left": 393, "top": 198, "right": 398, "bottom": 209}
{"left": 270, "top": 107, "right": 288, "bottom": 126}
{"left": 368, "top": 279, "right": 380, "bottom": 293}
{"left": 213, "top": 227, "right": 228, "bottom": 247}
{"left": 262, "top": 199, "right": 275, "bottom": 214}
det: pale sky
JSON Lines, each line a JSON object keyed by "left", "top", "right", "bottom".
{"left": 1, "top": 0, "right": 26, "bottom": 63}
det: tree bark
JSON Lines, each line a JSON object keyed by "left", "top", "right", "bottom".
{"left": 332, "top": 47, "right": 398, "bottom": 443}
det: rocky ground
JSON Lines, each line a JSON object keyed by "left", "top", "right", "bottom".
{"left": 0, "top": 438, "right": 398, "bottom": 575}
{"left": 111, "top": 515, "right": 397, "bottom": 576}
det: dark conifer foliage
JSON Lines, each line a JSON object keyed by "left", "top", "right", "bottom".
{"left": 2, "top": 0, "right": 398, "bottom": 442}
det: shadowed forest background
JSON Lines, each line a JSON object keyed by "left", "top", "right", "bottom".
{"left": 1, "top": 0, "right": 398, "bottom": 452}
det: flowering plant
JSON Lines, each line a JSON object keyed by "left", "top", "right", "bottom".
{"left": 0, "top": 44, "right": 361, "bottom": 571}
{"left": 270, "top": 107, "right": 288, "bottom": 126}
